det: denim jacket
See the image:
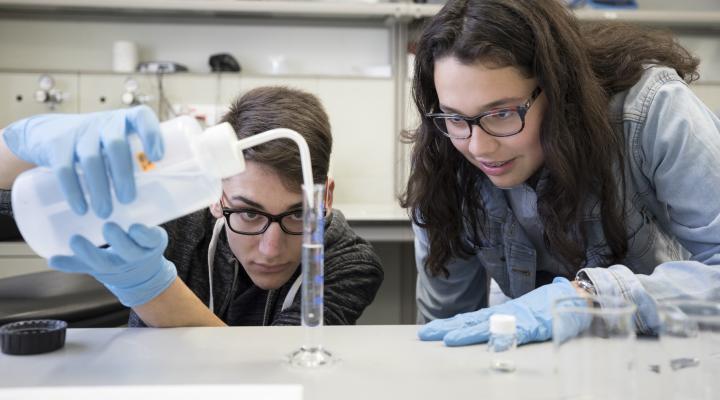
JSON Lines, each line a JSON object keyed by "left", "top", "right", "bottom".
{"left": 415, "top": 66, "right": 720, "bottom": 334}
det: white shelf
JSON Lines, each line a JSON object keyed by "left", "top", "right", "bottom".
{"left": 336, "top": 203, "right": 409, "bottom": 222}
{"left": 405, "top": 3, "right": 439, "bottom": 19}
{"left": 0, "top": 68, "right": 394, "bottom": 81}
{"left": 409, "top": 4, "right": 720, "bottom": 29}
{"left": 0, "top": 0, "right": 405, "bottom": 19}
{"left": 3, "top": 1, "right": 718, "bottom": 28}
{"left": 337, "top": 203, "right": 412, "bottom": 243}
{"left": 574, "top": 9, "right": 720, "bottom": 28}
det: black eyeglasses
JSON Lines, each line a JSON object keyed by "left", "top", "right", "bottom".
{"left": 426, "top": 86, "right": 543, "bottom": 139}
{"left": 221, "top": 202, "right": 304, "bottom": 236}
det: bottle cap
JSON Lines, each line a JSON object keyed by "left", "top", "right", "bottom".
{"left": 489, "top": 314, "right": 516, "bottom": 335}
{"left": 193, "top": 122, "right": 246, "bottom": 179}
{"left": 0, "top": 319, "right": 67, "bottom": 355}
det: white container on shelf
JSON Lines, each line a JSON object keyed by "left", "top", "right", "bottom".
{"left": 112, "top": 40, "right": 139, "bottom": 73}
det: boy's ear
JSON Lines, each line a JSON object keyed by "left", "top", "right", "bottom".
{"left": 324, "top": 176, "right": 335, "bottom": 214}
{"left": 209, "top": 200, "right": 223, "bottom": 219}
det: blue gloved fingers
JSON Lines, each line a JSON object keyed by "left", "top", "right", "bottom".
{"left": 79, "top": 151, "right": 112, "bottom": 218}
{"left": 125, "top": 105, "right": 164, "bottom": 162}
{"left": 443, "top": 321, "right": 492, "bottom": 346}
{"left": 48, "top": 131, "right": 88, "bottom": 215}
{"left": 67, "top": 233, "right": 117, "bottom": 269}
{"left": 418, "top": 317, "right": 462, "bottom": 341}
{"left": 552, "top": 296, "right": 594, "bottom": 344}
{"left": 551, "top": 276, "right": 575, "bottom": 288}
{"left": 418, "top": 309, "right": 491, "bottom": 341}
{"left": 75, "top": 126, "right": 113, "bottom": 218}
{"left": 3, "top": 115, "right": 60, "bottom": 165}
{"left": 102, "top": 222, "right": 147, "bottom": 260}
{"left": 101, "top": 113, "right": 136, "bottom": 204}
{"left": 48, "top": 254, "right": 93, "bottom": 274}
{"left": 52, "top": 163, "right": 88, "bottom": 216}
{"left": 127, "top": 223, "right": 168, "bottom": 250}
{"left": 1, "top": 119, "right": 29, "bottom": 160}
{"left": 48, "top": 232, "right": 119, "bottom": 273}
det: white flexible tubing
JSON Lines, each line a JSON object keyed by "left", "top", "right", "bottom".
{"left": 233, "top": 128, "right": 315, "bottom": 207}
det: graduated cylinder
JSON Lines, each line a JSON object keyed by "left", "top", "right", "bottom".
{"left": 301, "top": 184, "right": 326, "bottom": 338}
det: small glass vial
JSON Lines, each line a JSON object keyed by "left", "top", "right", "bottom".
{"left": 488, "top": 314, "right": 517, "bottom": 373}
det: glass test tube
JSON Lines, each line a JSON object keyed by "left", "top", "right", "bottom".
{"left": 288, "top": 183, "right": 335, "bottom": 368}
{"left": 302, "top": 183, "right": 324, "bottom": 343}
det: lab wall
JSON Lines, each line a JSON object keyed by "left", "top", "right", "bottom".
{"left": 0, "top": 17, "right": 392, "bottom": 76}
{"left": 0, "top": 16, "right": 400, "bottom": 207}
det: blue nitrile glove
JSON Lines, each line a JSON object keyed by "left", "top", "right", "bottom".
{"left": 2, "top": 106, "right": 163, "bottom": 218}
{"left": 418, "top": 277, "right": 581, "bottom": 346}
{"left": 48, "top": 222, "right": 177, "bottom": 307}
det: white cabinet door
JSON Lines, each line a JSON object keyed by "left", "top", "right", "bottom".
{"left": 236, "top": 76, "right": 320, "bottom": 98}
{"left": 0, "top": 243, "right": 48, "bottom": 279}
{"left": 78, "top": 73, "right": 158, "bottom": 114}
{"left": 317, "top": 78, "right": 395, "bottom": 206}
{"left": 0, "top": 72, "right": 78, "bottom": 127}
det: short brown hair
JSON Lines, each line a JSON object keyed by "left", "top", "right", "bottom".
{"left": 222, "top": 86, "right": 332, "bottom": 191}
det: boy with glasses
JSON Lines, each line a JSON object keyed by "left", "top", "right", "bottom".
{"left": 0, "top": 87, "right": 383, "bottom": 327}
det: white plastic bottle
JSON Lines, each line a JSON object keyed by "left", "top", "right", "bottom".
{"left": 488, "top": 314, "right": 518, "bottom": 373}
{"left": 11, "top": 116, "right": 245, "bottom": 258}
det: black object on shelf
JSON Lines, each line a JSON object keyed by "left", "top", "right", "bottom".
{"left": 0, "top": 319, "right": 67, "bottom": 355}
{"left": 209, "top": 53, "right": 241, "bottom": 72}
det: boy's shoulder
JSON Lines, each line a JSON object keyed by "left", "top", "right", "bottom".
{"left": 324, "top": 208, "right": 381, "bottom": 265}
{"left": 324, "top": 208, "right": 356, "bottom": 247}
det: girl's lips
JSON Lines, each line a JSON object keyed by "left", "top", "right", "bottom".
{"left": 478, "top": 158, "right": 515, "bottom": 176}
{"left": 481, "top": 159, "right": 512, "bottom": 167}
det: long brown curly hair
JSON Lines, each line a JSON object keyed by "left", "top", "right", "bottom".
{"left": 401, "top": 0, "right": 699, "bottom": 278}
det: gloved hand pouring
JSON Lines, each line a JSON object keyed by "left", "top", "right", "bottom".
{"left": 3, "top": 106, "right": 175, "bottom": 307}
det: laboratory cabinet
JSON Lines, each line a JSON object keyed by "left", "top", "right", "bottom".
{"left": 0, "top": 72, "right": 79, "bottom": 123}
{"left": 0, "top": 72, "right": 397, "bottom": 206}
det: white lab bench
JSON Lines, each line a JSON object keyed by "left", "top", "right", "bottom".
{"left": 0, "top": 325, "right": 677, "bottom": 400}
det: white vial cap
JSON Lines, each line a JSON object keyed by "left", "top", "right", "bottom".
{"left": 194, "top": 122, "right": 245, "bottom": 179}
{"left": 489, "top": 314, "right": 516, "bottom": 335}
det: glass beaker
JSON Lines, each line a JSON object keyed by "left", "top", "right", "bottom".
{"left": 552, "top": 295, "right": 637, "bottom": 400}
{"left": 657, "top": 299, "right": 720, "bottom": 400}
{"left": 287, "top": 184, "right": 336, "bottom": 368}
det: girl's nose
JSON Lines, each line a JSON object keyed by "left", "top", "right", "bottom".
{"left": 467, "top": 124, "right": 500, "bottom": 157}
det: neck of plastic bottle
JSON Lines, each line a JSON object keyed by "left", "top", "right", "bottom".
{"left": 192, "top": 124, "right": 315, "bottom": 207}
{"left": 233, "top": 128, "right": 316, "bottom": 208}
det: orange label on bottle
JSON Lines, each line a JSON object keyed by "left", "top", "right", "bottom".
{"left": 136, "top": 152, "right": 156, "bottom": 172}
